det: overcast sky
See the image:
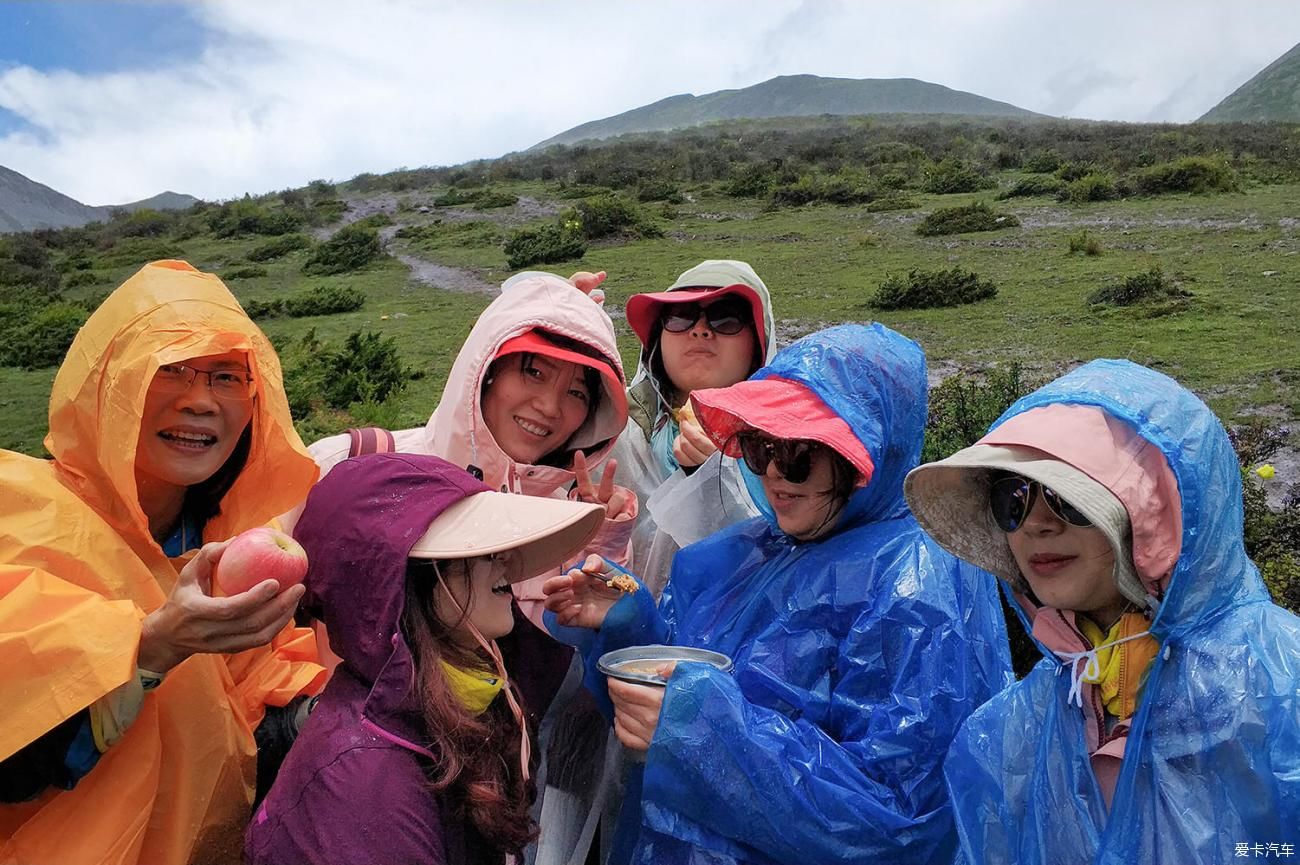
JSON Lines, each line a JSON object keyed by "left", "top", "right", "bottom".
{"left": 1, "top": 0, "right": 1297, "bottom": 205}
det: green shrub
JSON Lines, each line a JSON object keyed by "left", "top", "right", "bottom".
{"left": 283, "top": 284, "right": 366, "bottom": 317}
{"left": 207, "top": 200, "right": 303, "bottom": 238}
{"left": 1067, "top": 230, "right": 1103, "bottom": 256}
{"left": 503, "top": 223, "right": 587, "bottom": 269}
{"left": 1088, "top": 267, "right": 1191, "bottom": 306}
{"left": 474, "top": 190, "right": 519, "bottom": 209}
{"left": 1022, "top": 150, "right": 1063, "bottom": 173}
{"left": 723, "top": 163, "right": 778, "bottom": 198}
{"left": 303, "top": 225, "right": 383, "bottom": 275}
{"left": 769, "top": 171, "right": 876, "bottom": 207}
{"left": 568, "top": 193, "right": 661, "bottom": 240}
{"left": 635, "top": 180, "right": 684, "bottom": 203}
{"left": 871, "top": 266, "right": 998, "bottom": 311}
{"left": 1130, "top": 156, "right": 1237, "bottom": 195}
{"left": 1, "top": 302, "right": 88, "bottom": 368}
{"left": 1056, "top": 161, "right": 1096, "bottom": 182}
{"left": 247, "top": 233, "right": 312, "bottom": 262}
{"left": 922, "top": 158, "right": 993, "bottom": 194}
{"left": 63, "top": 270, "right": 104, "bottom": 289}
{"left": 223, "top": 265, "right": 268, "bottom": 280}
{"left": 95, "top": 237, "right": 187, "bottom": 268}
{"left": 243, "top": 298, "right": 284, "bottom": 320}
{"left": 864, "top": 194, "right": 917, "bottom": 212}
{"left": 997, "top": 175, "right": 1064, "bottom": 199}
{"left": 433, "top": 188, "right": 478, "bottom": 207}
{"left": 281, "top": 328, "right": 412, "bottom": 415}
{"left": 916, "top": 201, "right": 1019, "bottom": 236}
{"left": 397, "top": 220, "right": 503, "bottom": 250}
{"left": 1058, "top": 172, "right": 1121, "bottom": 203}
{"left": 307, "top": 199, "right": 347, "bottom": 226}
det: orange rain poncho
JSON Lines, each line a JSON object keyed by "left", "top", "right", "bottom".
{"left": 0, "top": 261, "right": 325, "bottom": 865}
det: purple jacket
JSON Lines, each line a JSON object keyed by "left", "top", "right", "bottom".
{"left": 245, "top": 454, "right": 572, "bottom": 865}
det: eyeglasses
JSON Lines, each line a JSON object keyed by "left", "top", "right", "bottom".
{"left": 989, "top": 474, "right": 1092, "bottom": 532}
{"left": 152, "top": 363, "right": 254, "bottom": 400}
{"left": 736, "top": 431, "right": 823, "bottom": 484}
{"left": 660, "top": 297, "right": 750, "bottom": 336}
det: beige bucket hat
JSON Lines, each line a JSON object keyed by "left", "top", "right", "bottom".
{"left": 408, "top": 490, "right": 605, "bottom": 580}
{"left": 904, "top": 444, "right": 1147, "bottom": 607}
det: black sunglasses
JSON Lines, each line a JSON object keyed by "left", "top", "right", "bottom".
{"left": 989, "top": 474, "right": 1092, "bottom": 532}
{"left": 736, "top": 431, "right": 823, "bottom": 484}
{"left": 660, "top": 297, "right": 750, "bottom": 336}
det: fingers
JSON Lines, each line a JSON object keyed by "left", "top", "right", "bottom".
{"left": 572, "top": 450, "right": 597, "bottom": 501}
{"left": 541, "top": 573, "right": 576, "bottom": 597}
{"left": 579, "top": 553, "right": 609, "bottom": 576}
{"left": 613, "top": 713, "right": 651, "bottom": 752}
{"left": 177, "top": 541, "right": 228, "bottom": 596}
{"left": 598, "top": 459, "right": 617, "bottom": 502}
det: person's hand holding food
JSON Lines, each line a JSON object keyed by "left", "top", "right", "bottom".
{"left": 607, "top": 661, "right": 676, "bottom": 752}
{"left": 542, "top": 553, "right": 635, "bottom": 629}
{"left": 672, "top": 401, "right": 718, "bottom": 467}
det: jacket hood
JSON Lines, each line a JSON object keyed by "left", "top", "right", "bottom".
{"left": 627, "top": 260, "right": 777, "bottom": 433}
{"left": 45, "top": 260, "right": 317, "bottom": 547}
{"left": 294, "top": 453, "right": 491, "bottom": 724}
{"left": 750, "top": 323, "right": 928, "bottom": 531}
{"left": 425, "top": 272, "right": 625, "bottom": 494}
{"left": 991, "top": 359, "right": 1268, "bottom": 637}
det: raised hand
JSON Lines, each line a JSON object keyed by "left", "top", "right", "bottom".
{"left": 138, "top": 541, "right": 306, "bottom": 673}
{"left": 672, "top": 413, "right": 718, "bottom": 467}
{"left": 568, "top": 270, "right": 608, "bottom": 296}
{"left": 572, "top": 451, "right": 633, "bottom": 521}
{"left": 542, "top": 553, "right": 625, "bottom": 629}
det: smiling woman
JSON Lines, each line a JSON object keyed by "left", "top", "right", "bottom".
{"left": 0, "top": 260, "right": 325, "bottom": 865}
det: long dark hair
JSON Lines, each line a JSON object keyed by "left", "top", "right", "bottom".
{"left": 400, "top": 560, "right": 537, "bottom": 855}
{"left": 182, "top": 420, "right": 253, "bottom": 526}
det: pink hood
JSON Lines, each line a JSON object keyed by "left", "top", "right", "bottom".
{"left": 425, "top": 272, "right": 626, "bottom": 499}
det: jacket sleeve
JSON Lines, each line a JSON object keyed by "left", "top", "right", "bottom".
{"left": 0, "top": 564, "right": 141, "bottom": 762}
{"left": 225, "top": 620, "right": 327, "bottom": 730}
{"left": 638, "top": 571, "right": 979, "bottom": 865}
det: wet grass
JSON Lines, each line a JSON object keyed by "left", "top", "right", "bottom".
{"left": 4, "top": 175, "right": 1298, "bottom": 456}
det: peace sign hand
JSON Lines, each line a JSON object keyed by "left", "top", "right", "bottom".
{"left": 572, "top": 451, "right": 634, "bottom": 521}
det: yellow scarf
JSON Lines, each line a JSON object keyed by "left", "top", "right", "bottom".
{"left": 1077, "top": 612, "right": 1159, "bottom": 720}
{"left": 440, "top": 660, "right": 505, "bottom": 716}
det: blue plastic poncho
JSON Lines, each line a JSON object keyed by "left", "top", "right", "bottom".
{"left": 943, "top": 360, "right": 1300, "bottom": 865}
{"left": 559, "top": 324, "right": 1014, "bottom": 864}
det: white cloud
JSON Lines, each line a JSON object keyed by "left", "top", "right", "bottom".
{"left": 1, "top": 0, "right": 1297, "bottom": 203}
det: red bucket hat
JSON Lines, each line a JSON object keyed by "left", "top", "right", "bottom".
{"left": 689, "top": 376, "right": 875, "bottom": 487}
{"left": 625, "top": 283, "right": 768, "bottom": 350}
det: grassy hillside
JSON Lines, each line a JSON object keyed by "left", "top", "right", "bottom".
{"left": 535, "top": 74, "right": 1042, "bottom": 148}
{"left": 1200, "top": 42, "right": 1300, "bottom": 122}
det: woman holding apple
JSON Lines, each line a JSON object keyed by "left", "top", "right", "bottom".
{"left": 0, "top": 261, "right": 326, "bottom": 865}
{"left": 246, "top": 453, "right": 607, "bottom": 865}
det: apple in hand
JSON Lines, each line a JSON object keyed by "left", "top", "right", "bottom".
{"left": 215, "top": 527, "right": 309, "bottom": 596}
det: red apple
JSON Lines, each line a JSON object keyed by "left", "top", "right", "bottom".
{"left": 215, "top": 527, "right": 309, "bottom": 596}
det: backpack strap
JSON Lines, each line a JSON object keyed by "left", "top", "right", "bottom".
{"left": 346, "top": 427, "right": 397, "bottom": 458}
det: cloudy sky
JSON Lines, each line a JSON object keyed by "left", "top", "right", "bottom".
{"left": 1, "top": 0, "right": 1297, "bottom": 205}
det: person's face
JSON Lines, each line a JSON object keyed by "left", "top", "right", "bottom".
{"left": 658, "top": 296, "right": 757, "bottom": 396}
{"left": 481, "top": 353, "right": 593, "bottom": 465}
{"left": 1005, "top": 490, "right": 1126, "bottom": 625}
{"left": 433, "top": 551, "right": 521, "bottom": 644}
{"left": 755, "top": 440, "right": 844, "bottom": 540}
{"left": 134, "top": 351, "right": 255, "bottom": 492}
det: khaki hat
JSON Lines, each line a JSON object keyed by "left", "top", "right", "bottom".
{"left": 408, "top": 490, "right": 605, "bottom": 580}
{"left": 904, "top": 444, "right": 1147, "bottom": 607}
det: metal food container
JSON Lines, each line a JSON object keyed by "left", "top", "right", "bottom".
{"left": 597, "top": 645, "right": 734, "bottom": 687}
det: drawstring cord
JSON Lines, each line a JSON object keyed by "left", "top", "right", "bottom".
{"left": 1055, "top": 629, "right": 1153, "bottom": 708}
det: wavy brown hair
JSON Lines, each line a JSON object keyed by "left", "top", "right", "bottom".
{"left": 400, "top": 559, "right": 537, "bottom": 856}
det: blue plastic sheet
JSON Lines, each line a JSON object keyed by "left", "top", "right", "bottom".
{"left": 944, "top": 360, "right": 1300, "bottom": 864}
{"left": 560, "top": 324, "right": 1014, "bottom": 864}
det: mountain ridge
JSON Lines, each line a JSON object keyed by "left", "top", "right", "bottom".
{"left": 534, "top": 74, "right": 1046, "bottom": 149}
{"left": 0, "top": 165, "right": 198, "bottom": 234}
{"left": 1199, "top": 41, "right": 1300, "bottom": 122}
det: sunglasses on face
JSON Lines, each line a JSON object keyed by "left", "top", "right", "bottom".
{"left": 736, "top": 431, "right": 823, "bottom": 484}
{"left": 989, "top": 474, "right": 1092, "bottom": 532}
{"left": 660, "top": 297, "right": 750, "bottom": 336}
